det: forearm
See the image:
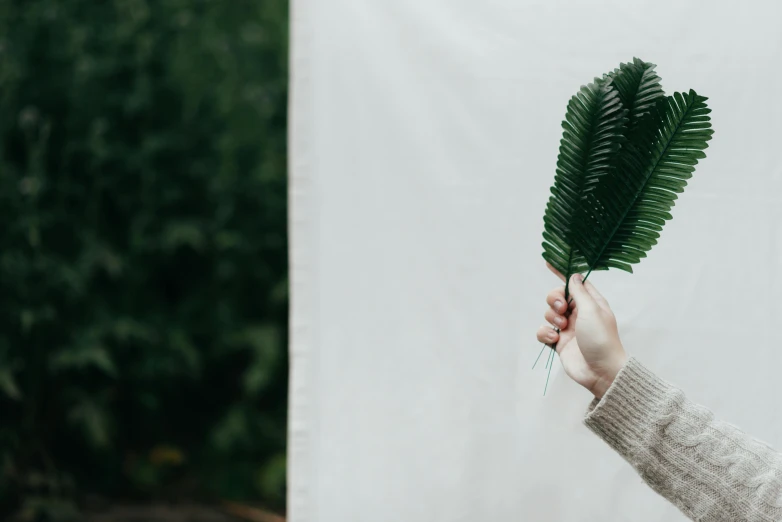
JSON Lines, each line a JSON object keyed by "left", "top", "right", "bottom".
{"left": 585, "top": 358, "right": 782, "bottom": 522}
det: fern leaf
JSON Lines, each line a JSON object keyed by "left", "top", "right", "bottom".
{"left": 604, "top": 58, "right": 665, "bottom": 130}
{"left": 575, "top": 90, "right": 713, "bottom": 273}
{"left": 541, "top": 79, "right": 626, "bottom": 281}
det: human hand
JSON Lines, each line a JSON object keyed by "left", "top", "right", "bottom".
{"left": 536, "top": 264, "right": 628, "bottom": 399}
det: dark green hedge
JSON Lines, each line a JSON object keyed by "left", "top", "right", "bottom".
{"left": 0, "top": 0, "right": 289, "bottom": 517}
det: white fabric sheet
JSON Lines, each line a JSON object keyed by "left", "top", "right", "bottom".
{"left": 288, "top": 0, "right": 782, "bottom": 520}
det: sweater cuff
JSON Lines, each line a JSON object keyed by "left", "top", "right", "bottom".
{"left": 584, "top": 357, "right": 675, "bottom": 456}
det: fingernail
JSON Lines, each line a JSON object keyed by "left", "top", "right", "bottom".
{"left": 554, "top": 316, "right": 563, "bottom": 326}
{"left": 554, "top": 300, "right": 563, "bottom": 311}
{"left": 547, "top": 331, "right": 556, "bottom": 341}
{"left": 573, "top": 273, "right": 583, "bottom": 283}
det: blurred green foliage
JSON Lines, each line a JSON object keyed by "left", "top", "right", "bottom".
{"left": 0, "top": 0, "right": 289, "bottom": 518}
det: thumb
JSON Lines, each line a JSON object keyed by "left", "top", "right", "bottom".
{"left": 568, "top": 273, "right": 595, "bottom": 311}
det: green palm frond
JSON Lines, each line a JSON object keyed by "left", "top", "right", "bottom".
{"left": 604, "top": 58, "right": 665, "bottom": 130}
{"left": 541, "top": 79, "right": 626, "bottom": 283}
{"left": 574, "top": 90, "right": 713, "bottom": 273}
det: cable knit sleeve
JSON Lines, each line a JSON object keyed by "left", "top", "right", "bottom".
{"left": 585, "top": 358, "right": 782, "bottom": 521}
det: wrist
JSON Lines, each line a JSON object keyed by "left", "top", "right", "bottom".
{"left": 590, "top": 353, "right": 628, "bottom": 399}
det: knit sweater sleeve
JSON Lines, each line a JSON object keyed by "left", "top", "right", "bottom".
{"left": 585, "top": 357, "right": 782, "bottom": 521}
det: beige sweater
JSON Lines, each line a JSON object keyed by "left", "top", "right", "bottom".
{"left": 585, "top": 358, "right": 782, "bottom": 521}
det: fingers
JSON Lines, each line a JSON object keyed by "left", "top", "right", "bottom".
{"left": 546, "top": 286, "right": 567, "bottom": 314}
{"left": 537, "top": 324, "right": 559, "bottom": 344}
{"left": 546, "top": 262, "right": 566, "bottom": 283}
{"left": 568, "top": 273, "right": 596, "bottom": 311}
{"left": 545, "top": 307, "right": 567, "bottom": 329}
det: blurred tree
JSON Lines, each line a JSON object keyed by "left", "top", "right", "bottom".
{"left": 0, "top": 0, "right": 289, "bottom": 518}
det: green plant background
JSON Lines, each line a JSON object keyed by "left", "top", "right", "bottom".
{"left": 0, "top": 0, "right": 289, "bottom": 517}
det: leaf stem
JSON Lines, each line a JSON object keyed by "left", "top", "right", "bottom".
{"left": 543, "top": 349, "right": 555, "bottom": 395}
{"left": 532, "top": 343, "right": 546, "bottom": 370}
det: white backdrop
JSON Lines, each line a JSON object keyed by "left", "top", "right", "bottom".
{"left": 288, "top": 0, "right": 782, "bottom": 520}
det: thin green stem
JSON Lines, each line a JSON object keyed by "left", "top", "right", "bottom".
{"left": 543, "top": 349, "right": 555, "bottom": 395}
{"left": 532, "top": 343, "right": 547, "bottom": 370}
{"left": 563, "top": 249, "right": 574, "bottom": 302}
